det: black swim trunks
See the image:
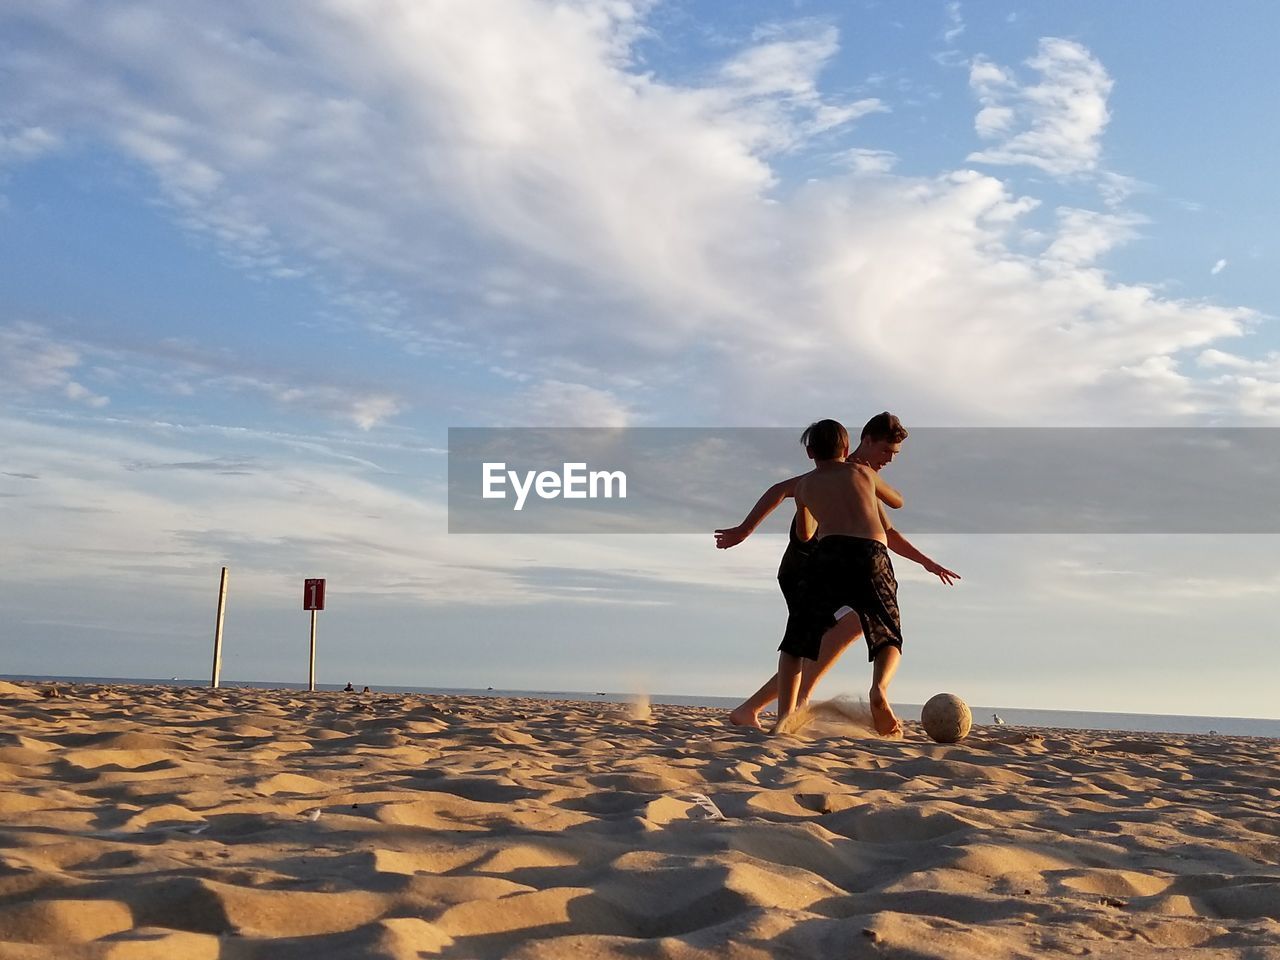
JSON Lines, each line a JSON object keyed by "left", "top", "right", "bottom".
{"left": 779, "top": 535, "right": 903, "bottom": 662}
{"left": 776, "top": 515, "right": 815, "bottom": 610}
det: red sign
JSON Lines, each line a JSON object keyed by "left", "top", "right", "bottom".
{"left": 304, "top": 578, "right": 326, "bottom": 611}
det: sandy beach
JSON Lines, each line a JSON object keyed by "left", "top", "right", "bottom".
{"left": 1, "top": 680, "right": 1277, "bottom": 959}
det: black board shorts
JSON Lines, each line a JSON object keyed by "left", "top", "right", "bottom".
{"left": 776, "top": 517, "right": 813, "bottom": 610}
{"left": 779, "top": 535, "right": 903, "bottom": 662}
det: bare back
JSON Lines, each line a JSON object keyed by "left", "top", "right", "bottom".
{"left": 794, "top": 461, "right": 888, "bottom": 545}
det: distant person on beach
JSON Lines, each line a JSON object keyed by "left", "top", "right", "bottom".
{"left": 717, "top": 414, "right": 958, "bottom": 735}
{"left": 343, "top": 682, "right": 355, "bottom": 693}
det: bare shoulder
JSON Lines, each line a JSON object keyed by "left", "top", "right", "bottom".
{"left": 795, "top": 466, "right": 823, "bottom": 495}
{"left": 777, "top": 473, "right": 805, "bottom": 494}
{"left": 848, "top": 462, "right": 876, "bottom": 482}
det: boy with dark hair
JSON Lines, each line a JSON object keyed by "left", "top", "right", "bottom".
{"left": 861, "top": 411, "right": 908, "bottom": 445}
{"left": 798, "top": 418, "right": 849, "bottom": 460}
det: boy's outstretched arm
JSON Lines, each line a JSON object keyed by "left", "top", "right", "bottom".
{"left": 878, "top": 504, "right": 958, "bottom": 584}
{"left": 716, "top": 469, "right": 905, "bottom": 550}
{"left": 714, "top": 476, "right": 800, "bottom": 549}
{"left": 885, "top": 527, "right": 960, "bottom": 585}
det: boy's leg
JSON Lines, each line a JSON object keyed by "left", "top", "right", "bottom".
{"left": 797, "top": 614, "right": 863, "bottom": 707}
{"left": 869, "top": 644, "right": 903, "bottom": 737}
{"left": 772, "top": 652, "right": 804, "bottom": 732}
{"left": 854, "top": 541, "right": 903, "bottom": 737}
{"left": 730, "top": 615, "right": 862, "bottom": 728}
{"left": 728, "top": 675, "right": 777, "bottom": 729}
{"left": 733, "top": 570, "right": 807, "bottom": 729}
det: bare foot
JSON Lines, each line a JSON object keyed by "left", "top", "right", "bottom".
{"left": 769, "top": 710, "right": 795, "bottom": 736}
{"left": 869, "top": 687, "right": 903, "bottom": 738}
{"left": 728, "top": 706, "right": 764, "bottom": 730}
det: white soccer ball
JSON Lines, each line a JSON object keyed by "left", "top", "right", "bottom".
{"left": 921, "top": 693, "right": 972, "bottom": 743}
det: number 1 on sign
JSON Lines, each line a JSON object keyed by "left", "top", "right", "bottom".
{"left": 304, "top": 578, "right": 326, "bottom": 611}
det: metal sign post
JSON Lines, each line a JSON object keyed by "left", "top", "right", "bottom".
{"left": 304, "top": 578, "right": 326, "bottom": 692}
{"left": 211, "top": 567, "right": 228, "bottom": 688}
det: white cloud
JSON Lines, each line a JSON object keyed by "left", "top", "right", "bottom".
{"left": 974, "top": 104, "right": 1015, "bottom": 138}
{"left": 216, "top": 375, "right": 403, "bottom": 431}
{"left": 968, "top": 38, "right": 1112, "bottom": 176}
{"left": 1, "top": 319, "right": 409, "bottom": 429}
{"left": 735, "top": 170, "right": 1254, "bottom": 423}
{"left": 1211, "top": 258, "right": 1227, "bottom": 275}
{"left": 717, "top": 23, "right": 887, "bottom": 147}
{"left": 1045, "top": 540, "right": 1280, "bottom": 613}
{"left": 943, "top": 2, "right": 966, "bottom": 45}
{"left": 0, "top": 322, "right": 79, "bottom": 390}
{"left": 833, "top": 147, "right": 898, "bottom": 174}
{"left": 1044, "top": 208, "right": 1144, "bottom": 265}
{"left": 0, "top": 413, "right": 762, "bottom": 607}
{"left": 1198, "top": 348, "right": 1257, "bottom": 371}
{"left": 0, "top": 124, "right": 60, "bottom": 163}
{"left": 1096, "top": 171, "right": 1144, "bottom": 209}
{"left": 0, "top": 322, "right": 109, "bottom": 407}
{"left": 0, "top": 7, "right": 1270, "bottom": 430}
{"left": 506, "top": 380, "right": 634, "bottom": 428}
{"left": 1195, "top": 349, "right": 1280, "bottom": 417}
{"left": 63, "top": 381, "right": 110, "bottom": 408}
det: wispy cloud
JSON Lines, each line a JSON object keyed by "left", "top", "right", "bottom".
{"left": 1, "top": 320, "right": 406, "bottom": 430}
{"left": 124, "top": 457, "right": 262, "bottom": 475}
{"left": 968, "top": 38, "right": 1112, "bottom": 177}
{"left": 0, "top": 322, "right": 109, "bottom": 408}
{"left": 943, "top": 2, "right": 966, "bottom": 45}
{"left": 0, "top": 124, "right": 60, "bottom": 164}
{"left": 1211, "top": 258, "right": 1228, "bottom": 275}
{"left": 1045, "top": 541, "right": 1280, "bottom": 613}
{"left": 832, "top": 147, "right": 898, "bottom": 174}
{"left": 1196, "top": 349, "right": 1280, "bottom": 416}
{"left": 504, "top": 380, "right": 635, "bottom": 428}
{"left": 718, "top": 22, "right": 888, "bottom": 147}
{"left": 1044, "top": 208, "right": 1144, "bottom": 265}
{"left": 0, "top": 413, "right": 770, "bottom": 609}
{"left": 0, "top": 6, "right": 1273, "bottom": 431}
{"left": 215, "top": 375, "right": 403, "bottom": 431}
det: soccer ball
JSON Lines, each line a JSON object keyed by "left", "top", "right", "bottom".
{"left": 921, "top": 693, "right": 972, "bottom": 743}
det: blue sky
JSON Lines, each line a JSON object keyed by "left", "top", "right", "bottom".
{"left": 2, "top": 1, "right": 1277, "bottom": 717}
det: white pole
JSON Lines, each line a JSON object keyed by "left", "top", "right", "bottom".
{"left": 308, "top": 610, "right": 317, "bottom": 692}
{"left": 211, "top": 567, "right": 228, "bottom": 688}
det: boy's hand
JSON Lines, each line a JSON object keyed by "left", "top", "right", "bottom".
{"left": 923, "top": 560, "right": 960, "bottom": 585}
{"left": 714, "top": 526, "right": 749, "bottom": 549}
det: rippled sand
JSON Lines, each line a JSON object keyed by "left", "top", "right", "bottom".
{"left": 1, "top": 680, "right": 1278, "bottom": 958}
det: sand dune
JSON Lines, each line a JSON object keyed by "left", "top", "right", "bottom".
{"left": 0, "top": 681, "right": 1277, "bottom": 958}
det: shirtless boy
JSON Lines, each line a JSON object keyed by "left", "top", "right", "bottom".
{"left": 779, "top": 416, "right": 937, "bottom": 736}
{"left": 716, "top": 413, "right": 957, "bottom": 731}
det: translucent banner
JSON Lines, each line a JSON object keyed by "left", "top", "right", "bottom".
{"left": 447, "top": 428, "right": 1280, "bottom": 534}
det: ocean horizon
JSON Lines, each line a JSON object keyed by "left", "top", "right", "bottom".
{"left": 5, "top": 674, "right": 1278, "bottom": 739}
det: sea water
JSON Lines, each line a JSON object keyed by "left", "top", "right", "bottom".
{"left": 4, "top": 674, "right": 1278, "bottom": 739}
